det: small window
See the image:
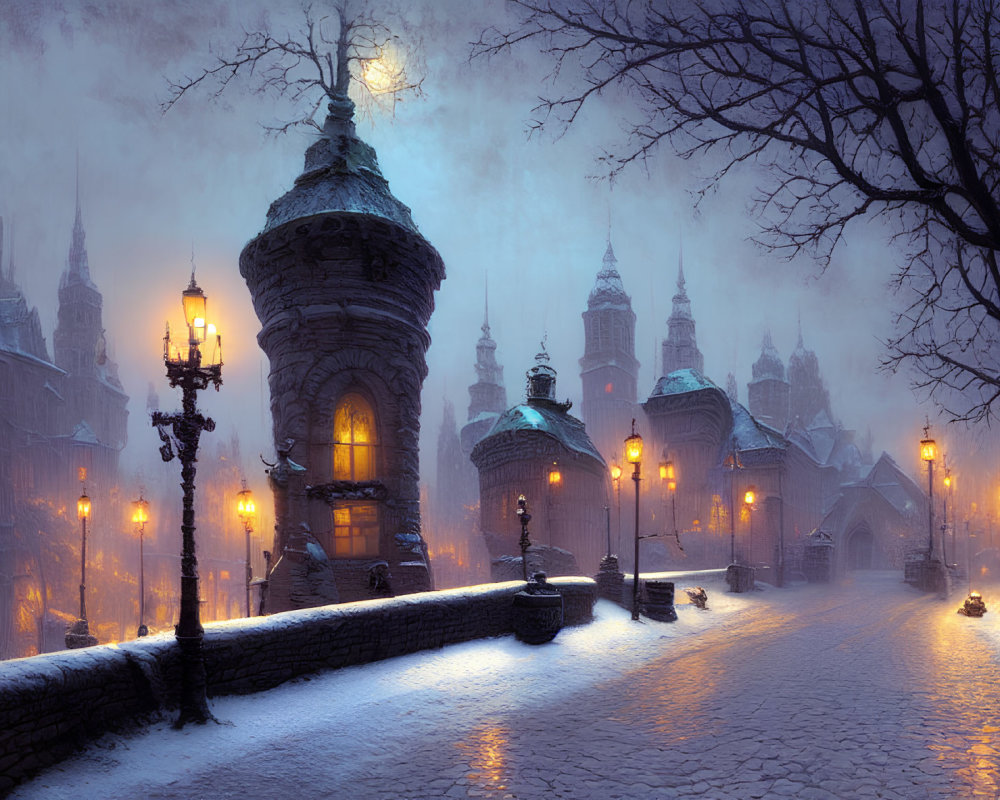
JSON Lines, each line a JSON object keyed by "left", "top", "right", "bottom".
{"left": 604, "top": 382, "right": 614, "bottom": 394}
{"left": 332, "top": 503, "right": 379, "bottom": 557}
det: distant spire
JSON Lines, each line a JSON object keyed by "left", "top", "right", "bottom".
{"left": 602, "top": 238, "right": 618, "bottom": 272}
{"left": 66, "top": 157, "right": 92, "bottom": 285}
{"left": 190, "top": 243, "right": 197, "bottom": 287}
{"left": 7, "top": 217, "right": 13, "bottom": 283}
{"left": 797, "top": 310, "right": 804, "bottom": 350}
{"left": 676, "top": 239, "right": 686, "bottom": 294}
{"left": 726, "top": 372, "right": 739, "bottom": 404}
{"left": 482, "top": 275, "right": 490, "bottom": 338}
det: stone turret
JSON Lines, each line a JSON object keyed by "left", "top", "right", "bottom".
{"left": 240, "top": 22, "right": 444, "bottom": 609}
{"left": 747, "top": 330, "right": 789, "bottom": 431}
{"left": 788, "top": 321, "right": 831, "bottom": 429}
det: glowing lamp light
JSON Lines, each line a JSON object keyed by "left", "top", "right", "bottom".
{"left": 624, "top": 431, "right": 643, "bottom": 465}
{"left": 920, "top": 437, "right": 937, "bottom": 462}
{"left": 77, "top": 493, "right": 91, "bottom": 520}
{"left": 610, "top": 463, "right": 622, "bottom": 482}
{"left": 744, "top": 488, "right": 756, "bottom": 506}
{"left": 548, "top": 469, "right": 562, "bottom": 486}
{"left": 944, "top": 471, "right": 952, "bottom": 489}
{"left": 237, "top": 487, "right": 256, "bottom": 519}
{"left": 182, "top": 276, "right": 207, "bottom": 342}
{"left": 659, "top": 463, "right": 668, "bottom": 481}
{"left": 131, "top": 497, "right": 149, "bottom": 526}
{"left": 516, "top": 494, "right": 527, "bottom": 517}
{"left": 667, "top": 479, "right": 677, "bottom": 493}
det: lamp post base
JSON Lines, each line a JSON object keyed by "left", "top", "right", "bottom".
{"left": 64, "top": 618, "right": 97, "bottom": 649}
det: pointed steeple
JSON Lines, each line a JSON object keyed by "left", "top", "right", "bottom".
{"left": 467, "top": 278, "right": 506, "bottom": 422}
{"left": 481, "top": 277, "right": 491, "bottom": 339}
{"left": 589, "top": 233, "right": 629, "bottom": 307}
{"left": 65, "top": 157, "right": 95, "bottom": 289}
{"left": 676, "top": 240, "right": 686, "bottom": 295}
{"left": 661, "top": 239, "right": 703, "bottom": 375}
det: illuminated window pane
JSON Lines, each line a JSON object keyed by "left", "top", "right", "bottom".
{"left": 332, "top": 502, "right": 379, "bottom": 558}
{"left": 333, "top": 393, "right": 377, "bottom": 480}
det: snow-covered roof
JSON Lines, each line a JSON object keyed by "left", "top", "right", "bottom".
{"left": 262, "top": 99, "right": 420, "bottom": 236}
{"left": 728, "top": 400, "right": 786, "bottom": 452}
{"left": 649, "top": 367, "right": 718, "bottom": 397}
{"left": 485, "top": 399, "right": 605, "bottom": 464}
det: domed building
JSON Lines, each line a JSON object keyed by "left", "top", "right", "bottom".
{"left": 471, "top": 347, "right": 608, "bottom": 578}
{"left": 240, "top": 43, "right": 444, "bottom": 609}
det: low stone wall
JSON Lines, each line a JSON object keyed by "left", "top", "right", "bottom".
{"left": 0, "top": 578, "right": 595, "bottom": 792}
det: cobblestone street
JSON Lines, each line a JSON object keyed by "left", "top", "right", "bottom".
{"left": 13, "top": 572, "right": 1000, "bottom": 799}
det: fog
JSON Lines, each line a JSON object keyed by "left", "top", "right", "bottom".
{"left": 0, "top": 1, "right": 987, "bottom": 546}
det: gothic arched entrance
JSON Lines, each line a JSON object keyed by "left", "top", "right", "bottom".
{"left": 846, "top": 526, "right": 874, "bottom": 570}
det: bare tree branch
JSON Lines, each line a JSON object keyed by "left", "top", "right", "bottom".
{"left": 163, "top": 2, "right": 424, "bottom": 132}
{"left": 474, "top": 0, "right": 1000, "bottom": 423}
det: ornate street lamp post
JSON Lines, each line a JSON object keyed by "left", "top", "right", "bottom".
{"left": 610, "top": 463, "right": 622, "bottom": 554}
{"left": 744, "top": 487, "right": 756, "bottom": 565}
{"left": 152, "top": 271, "right": 222, "bottom": 727}
{"left": 132, "top": 495, "right": 150, "bottom": 637}
{"left": 942, "top": 465, "right": 952, "bottom": 567}
{"left": 516, "top": 494, "right": 532, "bottom": 582}
{"left": 625, "top": 420, "right": 643, "bottom": 621}
{"left": 920, "top": 425, "right": 937, "bottom": 560}
{"left": 236, "top": 481, "right": 256, "bottom": 618}
{"left": 65, "top": 482, "right": 97, "bottom": 649}
{"left": 661, "top": 461, "right": 679, "bottom": 549}
{"left": 724, "top": 438, "right": 742, "bottom": 565}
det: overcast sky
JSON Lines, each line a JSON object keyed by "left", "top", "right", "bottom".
{"left": 0, "top": 0, "right": 956, "bottom": 501}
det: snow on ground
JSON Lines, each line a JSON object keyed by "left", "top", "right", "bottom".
{"left": 11, "top": 573, "right": 748, "bottom": 798}
{"left": 10, "top": 572, "right": 1000, "bottom": 799}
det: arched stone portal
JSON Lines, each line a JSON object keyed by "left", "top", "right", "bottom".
{"left": 846, "top": 526, "right": 874, "bottom": 570}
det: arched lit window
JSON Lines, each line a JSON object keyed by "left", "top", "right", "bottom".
{"left": 331, "top": 393, "right": 379, "bottom": 557}
{"left": 333, "top": 393, "right": 376, "bottom": 481}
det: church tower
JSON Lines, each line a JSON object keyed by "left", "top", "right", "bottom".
{"left": 579, "top": 238, "right": 639, "bottom": 464}
{"left": 661, "top": 247, "right": 704, "bottom": 376}
{"left": 52, "top": 172, "right": 128, "bottom": 480}
{"left": 239, "top": 23, "right": 444, "bottom": 608}
{"left": 460, "top": 288, "right": 507, "bottom": 459}
{"left": 747, "top": 330, "right": 789, "bottom": 431}
{"left": 787, "top": 322, "right": 832, "bottom": 428}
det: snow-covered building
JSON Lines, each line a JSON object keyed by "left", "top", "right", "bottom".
{"left": 810, "top": 453, "right": 926, "bottom": 572}
{"left": 471, "top": 347, "right": 608, "bottom": 577}
{"left": 240, "top": 58, "right": 443, "bottom": 610}
{"left": 0, "top": 198, "right": 129, "bottom": 658}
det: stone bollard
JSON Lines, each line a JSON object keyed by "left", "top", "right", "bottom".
{"left": 595, "top": 554, "right": 626, "bottom": 604}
